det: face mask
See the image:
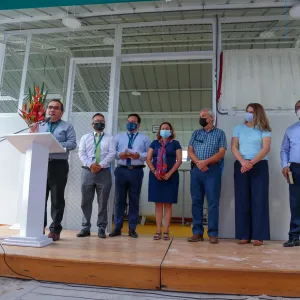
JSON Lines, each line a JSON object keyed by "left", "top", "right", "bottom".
{"left": 160, "top": 130, "right": 171, "bottom": 139}
{"left": 126, "top": 122, "right": 138, "bottom": 132}
{"left": 199, "top": 118, "right": 208, "bottom": 127}
{"left": 297, "top": 110, "right": 300, "bottom": 119}
{"left": 93, "top": 122, "right": 105, "bottom": 131}
{"left": 245, "top": 112, "right": 254, "bottom": 122}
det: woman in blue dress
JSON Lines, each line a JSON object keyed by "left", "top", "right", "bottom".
{"left": 146, "top": 122, "right": 182, "bottom": 240}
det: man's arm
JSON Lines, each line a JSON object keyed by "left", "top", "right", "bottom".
{"left": 99, "top": 136, "right": 116, "bottom": 168}
{"left": 78, "top": 135, "right": 93, "bottom": 167}
{"left": 281, "top": 132, "right": 290, "bottom": 169}
{"left": 138, "top": 135, "right": 151, "bottom": 161}
{"left": 115, "top": 134, "right": 129, "bottom": 160}
{"left": 205, "top": 130, "right": 227, "bottom": 165}
{"left": 205, "top": 148, "right": 226, "bottom": 165}
{"left": 281, "top": 131, "right": 290, "bottom": 179}
{"left": 60, "top": 124, "right": 77, "bottom": 150}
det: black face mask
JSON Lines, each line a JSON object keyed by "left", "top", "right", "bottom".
{"left": 93, "top": 122, "right": 105, "bottom": 131}
{"left": 199, "top": 117, "right": 208, "bottom": 127}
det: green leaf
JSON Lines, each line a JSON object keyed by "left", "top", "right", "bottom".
{"left": 43, "top": 90, "right": 48, "bottom": 104}
{"left": 28, "top": 87, "right": 32, "bottom": 104}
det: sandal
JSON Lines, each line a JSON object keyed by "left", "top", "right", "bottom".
{"left": 153, "top": 232, "right": 162, "bottom": 240}
{"left": 163, "top": 232, "right": 170, "bottom": 241}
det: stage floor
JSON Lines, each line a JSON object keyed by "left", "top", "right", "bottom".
{"left": 1, "top": 226, "right": 300, "bottom": 297}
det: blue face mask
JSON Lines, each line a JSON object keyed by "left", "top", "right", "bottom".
{"left": 245, "top": 112, "right": 254, "bottom": 122}
{"left": 126, "top": 122, "right": 138, "bottom": 132}
{"left": 160, "top": 130, "right": 171, "bottom": 139}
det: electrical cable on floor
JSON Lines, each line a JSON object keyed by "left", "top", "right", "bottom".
{"left": 0, "top": 242, "right": 291, "bottom": 300}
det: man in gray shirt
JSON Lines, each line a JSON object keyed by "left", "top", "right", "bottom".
{"left": 30, "top": 99, "right": 76, "bottom": 241}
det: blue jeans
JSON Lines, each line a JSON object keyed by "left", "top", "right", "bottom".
{"left": 190, "top": 164, "right": 222, "bottom": 237}
{"left": 289, "top": 163, "right": 300, "bottom": 240}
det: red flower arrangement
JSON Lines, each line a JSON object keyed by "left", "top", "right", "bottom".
{"left": 19, "top": 83, "right": 48, "bottom": 125}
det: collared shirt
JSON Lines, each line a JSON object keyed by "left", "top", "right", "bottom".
{"left": 115, "top": 131, "right": 151, "bottom": 166}
{"left": 233, "top": 124, "right": 271, "bottom": 160}
{"left": 281, "top": 121, "right": 300, "bottom": 168}
{"left": 79, "top": 131, "right": 116, "bottom": 168}
{"left": 38, "top": 119, "right": 77, "bottom": 160}
{"left": 189, "top": 127, "right": 227, "bottom": 160}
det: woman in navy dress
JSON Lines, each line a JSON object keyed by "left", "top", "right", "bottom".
{"left": 146, "top": 122, "right": 182, "bottom": 240}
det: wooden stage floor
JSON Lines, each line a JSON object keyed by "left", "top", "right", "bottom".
{"left": 1, "top": 226, "right": 300, "bottom": 297}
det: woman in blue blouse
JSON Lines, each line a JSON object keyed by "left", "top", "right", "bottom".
{"left": 146, "top": 122, "right": 182, "bottom": 240}
{"left": 231, "top": 103, "right": 272, "bottom": 246}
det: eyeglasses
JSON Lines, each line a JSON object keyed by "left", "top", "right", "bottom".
{"left": 48, "top": 106, "right": 61, "bottom": 110}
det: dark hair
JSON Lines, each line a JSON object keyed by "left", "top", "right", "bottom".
{"left": 92, "top": 113, "right": 105, "bottom": 120}
{"left": 295, "top": 100, "right": 300, "bottom": 110}
{"left": 156, "top": 122, "right": 175, "bottom": 140}
{"left": 48, "top": 99, "right": 64, "bottom": 112}
{"left": 128, "top": 113, "right": 141, "bottom": 124}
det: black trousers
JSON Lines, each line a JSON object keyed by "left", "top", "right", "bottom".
{"left": 44, "top": 159, "right": 69, "bottom": 234}
{"left": 234, "top": 160, "right": 270, "bottom": 241}
{"left": 288, "top": 163, "right": 300, "bottom": 240}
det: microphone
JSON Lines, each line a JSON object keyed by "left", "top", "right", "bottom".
{"left": 29, "top": 116, "right": 51, "bottom": 127}
{"left": 0, "top": 116, "right": 52, "bottom": 143}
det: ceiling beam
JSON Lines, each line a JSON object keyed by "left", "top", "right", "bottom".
{"left": 0, "top": 1, "right": 298, "bottom": 26}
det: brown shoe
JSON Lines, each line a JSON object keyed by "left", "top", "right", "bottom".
{"left": 48, "top": 232, "right": 60, "bottom": 241}
{"left": 253, "top": 240, "right": 263, "bottom": 246}
{"left": 209, "top": 236, "right": 219, "bottom": 244}
{"left": 188, "top": 234, "right": 204, "bottom": 242}
{"left": 238, "top": 239, "right": 250, "bottom": 245}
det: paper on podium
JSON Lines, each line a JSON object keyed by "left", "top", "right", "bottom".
{"left": 5, "top": 132, "right": 66, "bottom": 154}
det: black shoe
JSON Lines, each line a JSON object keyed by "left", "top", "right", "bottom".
{"left": 98, "top": 228, "right": 106, "bottom": 239}
{"left": 109, "top": 228, "right": 121, "bottom": 237}
{"left": 76, "top": 230, "right": 90, "bottom": 238}
{"left": 129, "top": 229, "right": 138, "bottom": 238}
{"left": 283, "top": 239, "right": 300, "bottom": 247}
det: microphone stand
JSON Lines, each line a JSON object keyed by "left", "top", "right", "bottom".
{"left": 0, "top": 118, "right": 50, "bottom": 144}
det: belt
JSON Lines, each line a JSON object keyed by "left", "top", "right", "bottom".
{"left": 49, "top": 158, "right": 67, "bottom": 162}
{"left": 291, "top": 162, "right": 300, "bottom": 166}
{"left": 117, "top": 165, "right": 145, "bottom": 169}
{"left": 82, "top": 166, "right": 108, "bottom": 171}
{"left": 191, "top": 161, "right": 219, "bottom": 168}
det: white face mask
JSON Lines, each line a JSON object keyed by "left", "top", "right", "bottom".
{"left": 297, "top": 110, "right": 300, "bottom": 119}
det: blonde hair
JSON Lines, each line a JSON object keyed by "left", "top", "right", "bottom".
{"left": 246, "top": 103, "right": 271, "bottom": 132}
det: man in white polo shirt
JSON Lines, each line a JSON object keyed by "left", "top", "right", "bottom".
{"left": 77, "top": 113, "right": 115, "bottom": 238}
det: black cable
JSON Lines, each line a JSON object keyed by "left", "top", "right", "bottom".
{"left": 0, "top": 117, "right": 51, "bottom": 144}
{"left": 0, "top": 242, "right": 292, "bottom": 300}
{"left": 0, "top": 127, "right": 30, "bottom": 143}
{"left": 0, "top": 243, "right": 36, "bottom": 281}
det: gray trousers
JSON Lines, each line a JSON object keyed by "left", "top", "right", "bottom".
{"left": 81, "top": 168, "right": 112, "bottom": 231}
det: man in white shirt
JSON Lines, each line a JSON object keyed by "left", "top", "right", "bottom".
{"left": 77, "top": 113, "right": 116, "bottom": 238}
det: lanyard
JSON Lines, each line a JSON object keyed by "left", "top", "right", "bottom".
{"left": 94, "top": 133, "right": 104, "bottom": 153}
{"left": 47, "top": 121, "right": 61, "bottom": 134}
{"left": 127, "top": 132, "right": 139, "bottom": 148}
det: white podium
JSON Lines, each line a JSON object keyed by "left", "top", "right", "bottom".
{"left": 2, "top": 132, "right": 65, "bottom": 247}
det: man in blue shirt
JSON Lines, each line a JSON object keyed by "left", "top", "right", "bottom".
{"left": 30, "top": 99, "right": 76, "bottom": 241}
{"left": 281, "top": 100, "right": 300, "bottom": 247}
{"left": 77, "top": 113, "right": 115, "bottom": 239}
{"left": 188, "top": 108, "right": 227, "bottom": 244}
{"left": 109, "top": 114, "right": 151, "bottom": 238}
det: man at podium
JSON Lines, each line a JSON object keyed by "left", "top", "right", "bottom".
{"left": 30, "top": 99, "right": 77, "bottom": 241}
